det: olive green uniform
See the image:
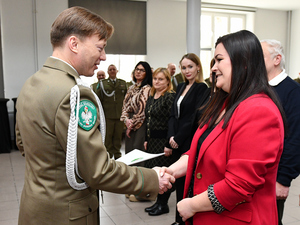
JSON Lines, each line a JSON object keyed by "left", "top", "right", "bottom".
{"left": 16, "top": 57, "right": 159, "bottom": 225}
{"left": 171, "top": 73, "right": 185, "bottom": 91}
{"left": 98, "top": 78, "right": 127, "bottom": 159}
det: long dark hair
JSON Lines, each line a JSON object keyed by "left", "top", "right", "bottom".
{"left": 133, "top": 61, "right": 152, "bottom": 88}
{"left": 199, "top": 30, "right": 285, "bottom": 129}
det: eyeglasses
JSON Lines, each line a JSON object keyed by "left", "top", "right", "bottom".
{"left": 135, "top": 68, "right": 145, "bottom": 73}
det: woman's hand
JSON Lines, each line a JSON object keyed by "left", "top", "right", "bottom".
{"left": 156, "top": 166, "right": 174, "bottom": 178}
{"left": 144, "top": 141, "right": 147, "bottom": 150}
{"left": 164, "top": 147, "right": 172, "bottom": 157}
{"left": 125, "top": 118, "right": 133, "bottom": 129}
{"left": 126, "top": 128, "right": 131, "bottom": 138}
{"left": 177, "top": 198, "right": 196, "bottom": 222}
{"left": 169, "top": 136, "right": 178, "bottom": 149}
{"left": 178, "top": 190, "right": 214, "bottom": 221}
{"left": 125, "top": 118, "right": 133, "bottom": 138}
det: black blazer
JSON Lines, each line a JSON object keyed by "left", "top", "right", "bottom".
{"left": 168, "top": 82, "right": 208, "bottom": 158}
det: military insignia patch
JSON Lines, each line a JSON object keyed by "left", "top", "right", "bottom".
{"left": 77, "top": 100, "right": 97, "bottom": 131}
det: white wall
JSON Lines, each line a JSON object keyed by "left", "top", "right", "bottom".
{"left": 289, "top": 9, "right": 300, "bottom": 78}
{"left": 254, "top": 8, "right": 290, "bottom": 73}
{"left": 147, "top": 0, "right": 187, "bottom": 71}
{"left": 0, "top": 0, "right": 66, "bottom": 112}
{"left": 1, "top": 0, "right": 35, "bottom": 111}
{"left": 255, "top": 9, "right": 288, "bottom": 47}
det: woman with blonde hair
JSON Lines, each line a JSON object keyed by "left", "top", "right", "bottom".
{"left": 168, "top": 53, "right": 208, "bottom": 225}
{"left": 143, "top": 67, "right": 175, "bottom": 216}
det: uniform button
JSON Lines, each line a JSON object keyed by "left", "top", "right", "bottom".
{"left": 88, "top": 207, "right": 92, "bottom": 212}
{"left": 235, "top": 200, "right": 246, "bottom": 205}
{"left": 146, "top": 193, "right": 150, "bottom": 198}
{"left": 196, "top": 173, "right": 202, "bottom": 179}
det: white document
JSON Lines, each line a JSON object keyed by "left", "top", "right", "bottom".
{"left": 116, "top": 149, "right": 165, "bottom": 165}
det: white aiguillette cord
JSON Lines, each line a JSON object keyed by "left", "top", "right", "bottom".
{"left": 66, "top": 78, "right": 106, "bottom": 190}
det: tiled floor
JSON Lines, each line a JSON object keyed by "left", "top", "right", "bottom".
{"left": 1, "top": 147, "right": 300, "bottom": 225}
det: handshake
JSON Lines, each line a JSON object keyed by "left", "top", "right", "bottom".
{"left": 153, "top": 167, "right": 175, "bottom": 194}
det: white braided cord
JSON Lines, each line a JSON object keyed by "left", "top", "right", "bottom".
{"left": 99, "top": 80, "right": 115, "bottom": 98}
{"left": 91, "top": 90, "right": 106, "bottom": 143}
{"left": 66, "top": 85, "right": 88, "bottom": 190}
{"left": 66, "top": 79, "right": 106, "bottom": 190}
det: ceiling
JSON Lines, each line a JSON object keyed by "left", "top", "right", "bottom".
{"left": 202, "top": 0, "right": 300, "bottom": 11}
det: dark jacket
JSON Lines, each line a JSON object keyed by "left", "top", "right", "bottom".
{"left": 272, "top": 76, "right": 300, "bottom": 186}
{"left": 168, "top": 82, "right": 208, "bottom": 159}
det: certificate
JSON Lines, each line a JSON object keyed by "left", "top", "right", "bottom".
{"left": 116, "top": 149, "right": 165, "bottom": 165}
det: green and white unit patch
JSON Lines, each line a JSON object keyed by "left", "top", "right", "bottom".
{"left": 77, "top": 100, "right": 97, "bottom": 131}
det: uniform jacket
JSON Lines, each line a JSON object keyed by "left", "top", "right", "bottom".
{"left": 183, "top": 94, "right": 284, "bottom": 225}
{"left": 171, "top": 73, "right": 184, "bottom": 92}
{"left": 168, "top": 82, "right": 208, "bottom": 158}
{"left": 97, "top": 78, "right": 127, "bottom": 119}
{"left": 91, "top": 82, "right": 99, "bottom": 93}
{"left": 15, "top": 57, "right": 159, "bottom": 225}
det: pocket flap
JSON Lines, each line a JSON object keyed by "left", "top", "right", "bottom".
{"left": 69, "top": 192, "right": 99, "bottom": 220}
{"left": 222, "top": 204, "right": 252, "bottom": 222}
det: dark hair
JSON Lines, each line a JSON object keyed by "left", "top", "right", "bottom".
{"left": 51, "top": 6, "right": 114, "bottom": 48}
{"left": 199, "top": 30, "right": 285, "bottom": 129}
{"left": 133, "top": 61, "right": 153, "bottom": 88}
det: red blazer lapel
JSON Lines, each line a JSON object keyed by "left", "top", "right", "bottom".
{"left": 184, "top": 121, "right": 225, "bottom": 198}
{"left": 198, "top": 121, "right": 224, "bottom": 160}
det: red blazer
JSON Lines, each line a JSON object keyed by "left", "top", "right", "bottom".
{"left": 184, "top": 94, "right": 284, "bottom": 225}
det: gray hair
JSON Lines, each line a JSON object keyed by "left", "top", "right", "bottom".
{"left": 261, "top": 39, "right": 285, "bottom": 69}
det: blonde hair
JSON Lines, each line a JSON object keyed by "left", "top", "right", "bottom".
{"left": 179, "top": 53, "right": 204, "bottom": 83}
{"left": 150, "top": 68, "right": 173, "bottom": 96}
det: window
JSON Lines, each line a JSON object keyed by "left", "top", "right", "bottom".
{"left": 200, "top": 8, "right": 254, "bottom": 80}
{"left": 80, "top": 54, "right": 145, "bottom": 85}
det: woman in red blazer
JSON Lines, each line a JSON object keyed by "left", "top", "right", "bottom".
{"left": 160, "top": 30, "right": 285, "bottom": 225}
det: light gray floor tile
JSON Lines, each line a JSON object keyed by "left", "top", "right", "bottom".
{"left": 1, "top": 146, "right": 300, "bottom": 225}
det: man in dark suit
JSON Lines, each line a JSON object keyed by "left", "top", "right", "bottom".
{"left": 15, "top": 6, "right": 174, "bottom": 225}
{"left": 97, "top": 64, "right": 127, "bottom": 159}
{"left": 261, "top": 39, "right": 300, "bottom": 225}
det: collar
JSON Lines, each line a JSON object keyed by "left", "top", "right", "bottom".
{"left": 50, "top": 56, "right": 79, "bottom": 75}
{"left": 268, "top": 69, "right": 287, "bottom": 86}
{"left": 110, "top": 78, "right": 117, "bottom": 82}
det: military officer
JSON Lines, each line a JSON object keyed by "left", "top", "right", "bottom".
{"left": 167, "top": 63, "right": 184, "bottom": 91}
{"left": 91, "top": 70, "right": 106, "bottom": 93}
{"left": 98, "top": 64, "right": 127, "bottom": 159}
{"left": 15, "top": 6, "right": 175, "bottom": 225}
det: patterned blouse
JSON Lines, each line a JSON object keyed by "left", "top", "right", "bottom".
{"left": 120, "top": 83, "right": 151, "bottom": 130}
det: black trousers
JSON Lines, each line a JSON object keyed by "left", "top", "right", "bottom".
{"left": 175, "top": 176, "right": 186, "bottom": 224}
{"left": 277, "top": 199, "right": 286, "bottom": 225}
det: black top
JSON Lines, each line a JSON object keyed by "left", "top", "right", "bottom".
{"left": 168, "top": 82, "right": 208, "bottom": 159}
{"left": 145, "top": 92, "right": 175, "bottom": 146}
{"left": 187, "top": 124, "right": 217, "bottom": 198}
